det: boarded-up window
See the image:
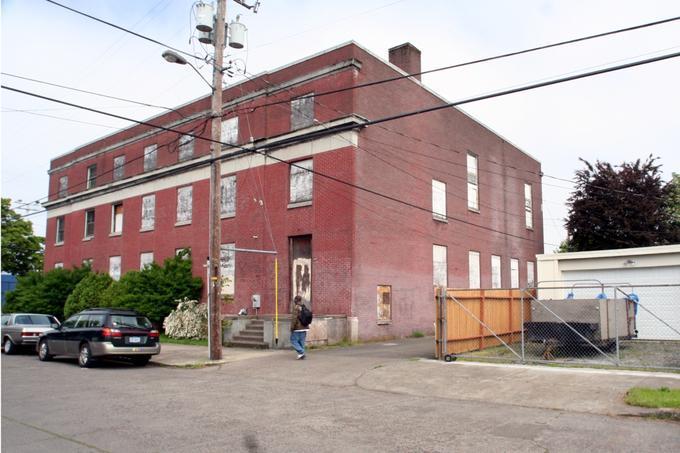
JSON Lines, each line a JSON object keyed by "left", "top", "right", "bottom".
{"left": 291, "top": 94, "right": 314, "bottom": 130}
{"left": 220, "top": 175, "right": 236, "bottom": 217}
{"left": 221, "top": 117, "right": 239, "bottom": 145}
{"left": 59, "top": 176, "right": 68, "bottom": 198}
{"left": 510, "top": 258, "right": 519, "bottom": 288}
{"left": 377, "top": 285, "right": 392, "bottom": 324}
{"left": 433, "top": 245, "right": 448, "bottom": 288}
{"left": 141, "top": 195, "right": 155, "bottom": 230}
{"left": 175, "top": 248, "right": 191, "bottom": 259}
{"left": 178, "top": 135, "right": 194, "bottom": 161}
{"left": 56, "top": 216, "right": 65, "bottom": 244}
{"left": 176, "top": 186, "right": 192, "bottom": 223}
{"left": 140, "top": 252, "right": 154, "bottom": 270}
{"left": 113, "top": 156, "right": 125, "bottom": 180}
{"left": 86, "top": 165, "right": 97, "bottom": 189}
{"left": 111, "top": 203, "right": 123, "bottom": 234}
{"left": 467, "top": 153, "right": 479, "bottom": 211}
{"left": 491, "top": 255, "right": 501, "bottom": 289}
{"left": 432, "top": 179, "right": 447, "bottom": 221}
{"left": 143, "top": 144, "right": 157, "bottom": 171}
{"left": 54, "top": 262, "right": 64, "bottom": 269}
{"left": 109, "top": 256, "right": 121, "bottom": 281}
{"left": 290, "top": 235, "right": 312, "bottom": 309}
{"left": 289, "top": 159, "right": 313, "bottom": 204}
{"left": 527, "top": 261, "right": 535, "bottom": 287}
{"left": 220, "top": 243, "right": 236, "bottom": 297}
{"left": 84, "top": 209, "right": 95, "bottom": 238}
{"left": 524, "top": 183, "right": 533, "bottom": 229}
{"left": 468, "top": 251, "right": 480, "bottom": 289}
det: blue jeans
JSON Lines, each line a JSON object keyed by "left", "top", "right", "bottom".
{"left": 291, "top": 330, "right": 307, "bottom": 355}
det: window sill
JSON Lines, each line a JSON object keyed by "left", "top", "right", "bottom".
{"left": 109, "top": 232, "right": 122, "bottom": 237}
{"left": 526, "top": 227, "right": 534, "bottom": 231}
{"left": 433, "top": 216, "right": 448, "bottom": 223}
{"left": 377, "top": 320, "right": 392, "bottom": 326}
{"left": 220, "top": 213, "right": 235, "bottom": 220}
{"left": 468, "top": 208, "right": 480, "bottom": 214}
{"left": 288, "top": 200, "right": 312, "bottom": 209}
{"left": 82, "top": 236, "right": 94, "bottom": 242}
{"left": 54, "top": 241, "right": 64, "bottom": 247}
{"left": 175, "top": 221, "right": 192, "bottom": 227}
{"left": 140, "top": 227, "right": 155, "bottom": 233}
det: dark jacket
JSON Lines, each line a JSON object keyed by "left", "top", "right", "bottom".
{"left": 290, "top": 304, "right": 305, "bottom": 332}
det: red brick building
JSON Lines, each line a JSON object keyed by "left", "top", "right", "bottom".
{"left": 43, "top": 42, "right": 543, "bottom": 340}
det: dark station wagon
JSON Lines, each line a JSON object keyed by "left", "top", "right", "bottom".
{"left": 37, "top": 308, "right": 160, "bottom": 367}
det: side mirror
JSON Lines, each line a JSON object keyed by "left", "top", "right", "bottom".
{"left": 51, "top": 323, "right": 60, "bottom": 329}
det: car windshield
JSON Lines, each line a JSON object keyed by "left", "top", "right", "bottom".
{"left": 110, "top": 315, "right": 151, "bottom": 329}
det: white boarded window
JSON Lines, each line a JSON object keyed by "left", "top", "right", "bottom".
{"left": 432, "top": 180, "right": 447, "bottom": 221}
{"left": 111, "top": 203, "right": 123, "bottom": 234}
{"left": 143, "top": 144, "right": 157, "bottom": 171}
{"left": 86, "top": 165, "right": 97, "bottom": 189}
{"left": 141, "top": 195, "right": 155, "bottom": 230}
{"left": 527, "top": 261, "right": 535, "bottom": 287}
{"left": 468, "top": 251, "right": 480, "bottom": 289}
{"left": 291, "top": 94, "right": 315, "bottom": 130}
{"left": 491, "top": 255, "right": 502, "bottom": 289}
{"left": 220, "top": 175, "right": 236, "bottom": 217}
{"left": 377, "top": 285, "right": 392, "bottom": 324}
{"left": 467, "top": 153, "right": 479, "bottom": 211}
{"left": 220, "top": 243, "right": 236, "bottom": 297}
{"left": 510, "top": 258, "right": 519, "bottom": 288}
{"left": 524, "top": 183, "right": 533, "bottom": 229}
{"left": 221, "top": 117, "right": 239, "bottom": 145}
{"left": 433, "top": 245, "right": 448, "bottom": 288}
{"left": 289, "top": 159, "right": 313, "bottom": 204}
{"left": 109, "top": 256, "right": 121, "bottom": 281}
{"left": 175, "top": 248, "right": 190, "bottom": 259}
{"left": 82, "top": 258, "right": 93, "bottom": 267}
{"left": 140, "top": 252, "right": 154, "bottom": 270}
{"left": 178, "top": 135, "right": 194, "bottom": 161}
{"left": 56, "top": 216, "right": 65, "bottom": 244}
{"left": 58, "top": 176, "right": 68, "bottom": 198}
{"left": 54, "top": 262, "right": 64, "bottom": 269}
{"left": 176, "top": 186, "right": 193, "bottom": 223}
{"left": 113, "top": 155, "right": 125, "bottom": 180}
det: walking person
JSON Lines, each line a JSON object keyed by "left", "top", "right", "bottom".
{"left": 290, "top": 295, "right": 311, "bottom": 359}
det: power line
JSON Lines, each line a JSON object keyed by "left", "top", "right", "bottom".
{"left": 2, "top": 108, "right": 120, "bottom": 129}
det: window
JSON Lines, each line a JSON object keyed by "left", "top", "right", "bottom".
{"left": 143, "top": 144, "right": 157, "bottom": 171}
{"left": 221, "top": 117, "right": 239, "bottom": 145}
{"left": 84, "top": 209, "right": 95, "bottom": 238}
{"left": 109, "top": 256, "right": 121, "bottom": 281}
{"left": 175, "top": 248, "right": 190, "bottom": 259}
{"left": 289, "top": 159, "right": 313, "bottom": 204}
{"left": 113, "top": 155, "right": 125, "bottom": 180}
{"left": 524, "top": 183, "right": 533, "bottom": 229}
{"left": 432, "top": 180, "right": 447, "bottom": 221}
{"left": 527, "top": 261, "right": 535, "bottom": 287}
{"left": 433, "top": 245, "right": 448, "bottom": 288}
{"left": 178, "top": 135, "right": 194, "bottom": 161}
{"left": 58, "top": 176, "right": 68, "bottom": 198}
{"left": 55, "top": 216, "right": 65, "bottom": 244}
{"left": 510, "top": 258, "right": 519, "bottom": 288}
{"left": 140, "top": 252, "right": 154, "bottom": 270}
{"left": 86, "top": 165, "right": 97, "bottom": 189}
{"left": 111, "top": 203, "right": 123, "bottom": 234}
{"left": 468, "top": 251, "right": 480, "bottom": 289}
{"left": 220, "top": 175, "right": 236, "bottom": 217}
{"left": 377, "top": 285, "right": 392, "bottom": 324}
{"left": 220, "top": 243, "right": 236, "bottom": 297}
{"left": 467, "top": 153, "right": 479, "bottom": 211}
{"left": 291, "top": 94, "right": 315, "bottom": 130}
{"left": 176, "top": 186, "right": 193, "bottom": 223}
{"left": 54, "top": 262, "right": 64, "bottom": 269}
{"left": 141, "top": 194, "right": 155, "bottom": 230}
{"left": 83, "top": 258, "right": 93, "bottom": 267}
{"left": 491, "top": 255, "right": 501, "bottom": 289}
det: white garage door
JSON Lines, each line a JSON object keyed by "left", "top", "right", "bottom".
{"left": 563, "top": 266, "right": 680, "bottom": 340}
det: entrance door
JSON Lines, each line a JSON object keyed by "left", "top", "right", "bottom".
{"left": 290, "top": 235, "right": 312, "bottom": 309}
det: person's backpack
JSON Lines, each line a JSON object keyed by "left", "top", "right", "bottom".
{"left": 299, "top": 305, "right": 313, "bottom": 327}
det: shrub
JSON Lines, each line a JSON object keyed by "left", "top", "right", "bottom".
{"left": 64, "top": 272, "right": 114, "bottom": 318}
{"left": 163, "top": 298, "right": 208, "bottom": 339}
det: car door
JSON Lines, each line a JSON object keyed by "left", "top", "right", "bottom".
{"left": 51, "top": 316, "right": 77, "bottom": 355}
{"left": 64, "top": 315, "right": 90, "bottom": 356}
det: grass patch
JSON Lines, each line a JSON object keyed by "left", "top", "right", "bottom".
{"left": 410, "top": 330, "right": 425, "bottom": 338}
{"left": 160, "top": 334, "right": 208, "bottom": 347}
{"left": 625, "top": 387, "right": 680, "bottom": 409}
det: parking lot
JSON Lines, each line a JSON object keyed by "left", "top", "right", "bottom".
{"left": 2, "top": 338, "right": 680, "bottom": 452}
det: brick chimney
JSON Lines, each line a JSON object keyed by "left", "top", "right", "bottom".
{"left": 388, "top": 43, "right": 422, "bottom": 81}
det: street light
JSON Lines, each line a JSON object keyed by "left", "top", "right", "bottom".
{"left": 161, "top": 50, "right": 214, "bottom": 90}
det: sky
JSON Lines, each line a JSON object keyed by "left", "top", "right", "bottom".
{"left": 2, "top": 0, "right": 679, "bottom": 252}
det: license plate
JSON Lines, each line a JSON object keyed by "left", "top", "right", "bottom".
{"left": 128, "top": 336, "right": 141, "bottom": 344}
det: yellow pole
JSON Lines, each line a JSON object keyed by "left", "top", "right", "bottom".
{"left": 275, "top": 257, "right": 279, "bottom": 346}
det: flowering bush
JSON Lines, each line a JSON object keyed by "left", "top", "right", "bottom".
{"left": 163, "top": 298, "right": 208, "bottom": 339}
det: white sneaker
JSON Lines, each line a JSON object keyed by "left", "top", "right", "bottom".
{"left": 297, "top": 353, "right": 304, "bottom": 359}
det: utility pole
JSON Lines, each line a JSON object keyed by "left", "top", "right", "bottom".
{"left": 208, "top": 0, "right": 227, "bottom": 360}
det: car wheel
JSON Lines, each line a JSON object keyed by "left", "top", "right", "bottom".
{"left": 78, "top": 343, "right": 94, "bottom": 368}
{"left": 131, "top": 356, "right": 151, "bottom": 366}
{"left": 38, "top": 340, "right": 54, "bottom": 362}
{"left": 3, "top": 338, "right": 17, "bottom": 355}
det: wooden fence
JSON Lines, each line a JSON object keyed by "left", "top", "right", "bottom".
{"left": 435, "top": 288, "right": 533, "bottom": 359}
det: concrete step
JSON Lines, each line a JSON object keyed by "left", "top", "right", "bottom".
{"left": 237, "top": 331, "right": 264, "bottom": 340}
{"left": 243, "top": 325, "right": 264, "bottom": 332}
{"left": 229, "top": 338, "right": 269, "bottom": 349}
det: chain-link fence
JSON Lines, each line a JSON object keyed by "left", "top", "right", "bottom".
{"left": 435, "top": 284, "right": 680, "bottom": 371}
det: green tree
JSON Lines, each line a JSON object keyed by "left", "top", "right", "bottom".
{"left": 64, "top": 272, "right": 114, "bottom": 319}
{"left": 4, "top": 266, "right": 91, "bottom": 320}
{"left": 1, "top": 198, "right": 44, "bottom": 275}
{"left": 668, "top": 172, "right": 680, "bottom": 222}
{"left": 564, "top": 156, "right": 680, "bottom": 252}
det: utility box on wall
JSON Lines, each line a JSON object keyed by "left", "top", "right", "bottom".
{"left": 251, "top": 294, "right": 261, "bottom": 309}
